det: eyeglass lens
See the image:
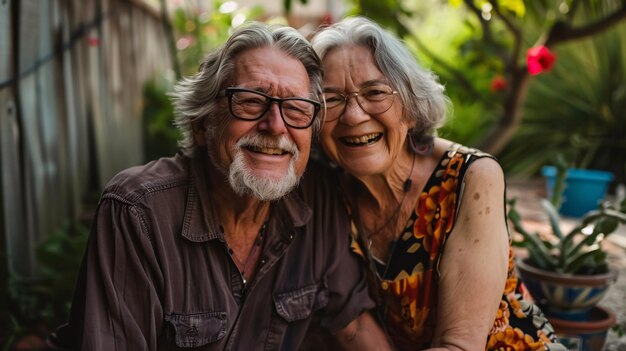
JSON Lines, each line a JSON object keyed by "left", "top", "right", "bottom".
{"left": 323, "top": 85, "right": 396, "bottom": 121}
{"left": 227, "top": 89, "right": 318, "bottom": 129}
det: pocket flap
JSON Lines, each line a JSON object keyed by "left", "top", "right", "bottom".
{"left": 164, "top": 311, "right": 227, "bottom": 347}
{"left": 273, "top": 283, "right": 329, "bottom": 322}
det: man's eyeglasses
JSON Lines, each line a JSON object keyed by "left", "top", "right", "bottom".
{"left": 323, "top": 85, "right": 398, "bottom": 122}
{"left": 220, "top": 88, "right": 321, "bottom": 129}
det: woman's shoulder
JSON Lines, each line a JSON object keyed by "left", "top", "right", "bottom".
{"left": 431, "top": 138, "right": 503, "bottom": 185}
{"left": 433, "top": 138, "right": 494, "bottom": 159}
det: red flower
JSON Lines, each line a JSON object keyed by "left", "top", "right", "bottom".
{"left": 320, "top": 13, "right": 333, "bottom": 27}
{"left": 87, "top": 35, "right": 100, "bottom": 47}
{"left": 526, "top": 46, "right": 556, "bottom": 75}
{"left": 490, "top": 75, "right": 507, "bottom": 92}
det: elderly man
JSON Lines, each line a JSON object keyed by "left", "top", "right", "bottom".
{"left": 48, "top": 22, "right": 389, "bottom": 350}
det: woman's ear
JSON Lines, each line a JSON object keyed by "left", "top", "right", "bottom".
{"left": 192, "top": 118, "right": 207, "bottom": 146}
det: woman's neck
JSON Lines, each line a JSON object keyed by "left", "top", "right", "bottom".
{"left": 353, "top": 151, "right": 416, "bottom": 210}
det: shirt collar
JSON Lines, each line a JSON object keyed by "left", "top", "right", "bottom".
{"left": 181, "top": 147, "right": 312, "bottom": 242}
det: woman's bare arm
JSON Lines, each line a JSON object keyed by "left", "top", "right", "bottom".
{"left": 426, "top": 157, "right": 510, "bottom": 351}
{"left": 336, "top": 311, "right": 392, "bottom": 351}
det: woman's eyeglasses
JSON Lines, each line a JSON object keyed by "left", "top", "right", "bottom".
{"left": 323, "top": 85, "right": 398, "bottom": 122}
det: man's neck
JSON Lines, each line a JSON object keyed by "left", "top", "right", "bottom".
{"left": 202, "top": 155, "right": 271, "bottom": 237}
{"left": 214, "top": 190, "right": 271, "bottom": 233}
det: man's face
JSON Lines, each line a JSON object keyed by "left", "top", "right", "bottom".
{"left": 199, "top": 46, "right": 314, "bottom": 200}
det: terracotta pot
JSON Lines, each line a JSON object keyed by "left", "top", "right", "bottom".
{"left": 549, "top": 305, "right": 616, "bottom": 351}
{"left": 516, "top": 258, "right": 618, "bottom": 319}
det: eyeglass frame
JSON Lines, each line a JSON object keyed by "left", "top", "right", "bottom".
{"left": 323, "top": 85, "right": 399, "bottom": 121}
{"left": 218, "top": 87, "right": 322, "bottom": 129}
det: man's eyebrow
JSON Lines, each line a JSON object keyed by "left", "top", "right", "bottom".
{"left": 323, "top": 87, "right": 343, "bottom": 93}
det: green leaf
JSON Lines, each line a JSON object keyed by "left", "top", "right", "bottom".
{"left": 564, "top": 222, "right": 606, "bottom": 259}
{"left": 541, "top": 199, "right": 564, "bottom": 240}
{"left": 565, "top": 247, "right": 606, "bottom": 274}
{"left": 596, "top": 217, "right": 620, "bottom": 235}
{"left": 449, "top": 0, "right": 463, "bottom": 8}
{"left": 499, "top": 0, "right": 526, "bottom": 17}
{"left": 526, "top": 244, "right": 557, "bottom": 271}
{"left": 283, "top": 0, "right": 293, "bottom": 12}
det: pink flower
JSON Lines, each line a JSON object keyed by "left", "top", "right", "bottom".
{"left": 490, "top": 75, "right": 507, "bottom": 92}
{"left": 526, "top": 46, "right": 556, "bottom": 75}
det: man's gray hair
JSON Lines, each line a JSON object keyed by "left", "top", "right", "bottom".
{"left": 171, "top": 22, "right": 323, "bottom": 152}
{"left": 311, "top": 16, "right": 450, "bottom": 137}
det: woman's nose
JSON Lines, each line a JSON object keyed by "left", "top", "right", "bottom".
{"left": 339, "top": 96, "right": 370, "bottom": 125}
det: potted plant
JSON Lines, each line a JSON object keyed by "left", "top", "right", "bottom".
{"left": 508, "top": 161, "right": 626, "bottom": 351}
{"left": 540, "top": 152, "right": 616, "bottom": 218}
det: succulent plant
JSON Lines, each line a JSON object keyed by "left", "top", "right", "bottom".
{"left": 508, "top": 158, "right": 626, "bottom": 275}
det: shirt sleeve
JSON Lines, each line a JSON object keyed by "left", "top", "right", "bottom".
{"left": 66, "top": 197, "right": 163, "bottom": 350}
{"left": 321, "top": 227, "right": 375, "bottom": 333}
{"left": 305, "top": 163, "right": 375, "bottom": 332}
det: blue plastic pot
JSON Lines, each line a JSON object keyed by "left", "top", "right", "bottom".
{"left": 541, "top": 166, "right": 614, "bottom": 218}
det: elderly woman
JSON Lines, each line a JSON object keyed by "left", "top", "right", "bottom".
{"left": 311, "top": 17, "right": 566, "bottom": 351}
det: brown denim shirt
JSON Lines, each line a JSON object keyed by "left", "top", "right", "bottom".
{"left": 56, "top": 150, "right": 373, "bottom": 350}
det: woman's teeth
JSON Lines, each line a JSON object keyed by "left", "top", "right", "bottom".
{"left": 341, "top": 133, "right": 382, "bottom": 146}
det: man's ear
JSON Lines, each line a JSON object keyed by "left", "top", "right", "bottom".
{"left": 192, "top": 118, "right": 207, "bottom": 146}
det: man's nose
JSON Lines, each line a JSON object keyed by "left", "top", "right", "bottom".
{"left": 258, "top": 102, "right": 288, "bottom": 134}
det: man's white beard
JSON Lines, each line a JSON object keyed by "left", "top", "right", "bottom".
{"left": 228, "top": 134, "right": 302, "bottom": 201}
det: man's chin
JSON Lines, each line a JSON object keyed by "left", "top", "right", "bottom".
{"left": 229, "top": 167, "right": 301, "bottom": 201}
{"left": 238, "top": 177, "right": 299, "bottom": 201}
{"left": 249, "top": 170, "right": 290, "bottom": 182}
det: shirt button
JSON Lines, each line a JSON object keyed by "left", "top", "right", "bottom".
{"left": 260, "top": 259, "right": 266, "bottom": 265}
{"left": 186, "top": 326, "right": 199, "bottom": 336}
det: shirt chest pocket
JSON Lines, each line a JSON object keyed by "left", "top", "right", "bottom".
{"left": 164, "top": 311, "right": 227, "bottom": 348}
{"left": 273, "top": 282, "right": 329, "bottom": 322}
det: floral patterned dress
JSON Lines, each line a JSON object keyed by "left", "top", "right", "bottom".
{"left": 347, "top": 144, "right": 566, "bottom": 351}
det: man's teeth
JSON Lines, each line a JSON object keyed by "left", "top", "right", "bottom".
{"left": 343, "top": 133, "right": 380, "bottom": 144}
{"left": 249, "top": 146, "right": 287, "bottom": 155}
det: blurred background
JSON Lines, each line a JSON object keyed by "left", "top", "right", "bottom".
{"left": 1, "top": 0, "right": 625, "bottom": 349}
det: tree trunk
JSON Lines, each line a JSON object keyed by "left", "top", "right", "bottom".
{"left": 477, "top": 69, "right": 532, "bottom": 154}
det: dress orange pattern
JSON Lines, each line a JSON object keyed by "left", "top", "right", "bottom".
{"left": 348, "top": 144, "right": 566, "bottom": 351}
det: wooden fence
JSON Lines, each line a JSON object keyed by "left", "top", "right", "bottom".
{"left": 0, "top": 0, "right": 173, "bottom": 283}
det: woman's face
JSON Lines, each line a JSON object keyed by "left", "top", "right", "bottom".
{"left": 320, "top": 45, "right": 412, "bottom": 177}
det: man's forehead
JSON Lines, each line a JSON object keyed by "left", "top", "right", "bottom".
{"left": 230, "top": 47, "right": 311, "bottom": 96}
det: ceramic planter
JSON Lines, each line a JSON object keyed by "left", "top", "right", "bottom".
{"left": 541, "top": 166, "right": 614, "bottom": 218}
{"left": 516, "top": 258, "right": 618, "bottom": 320}
{"left": 548, "top": 305, "right": 616, "bottom": 351}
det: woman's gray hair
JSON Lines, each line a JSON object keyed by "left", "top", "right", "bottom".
{"left": 171, "top": 22, "right": 323, "bottom": 152}
{"left": 311, "top": 16, "right": 450, "bottom": 137}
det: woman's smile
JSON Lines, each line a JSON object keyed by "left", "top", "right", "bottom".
{"left": 340, "top": 132, "right": 383, "bottom": 146}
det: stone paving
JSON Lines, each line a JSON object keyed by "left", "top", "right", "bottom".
{"left": 506, "top": 178, "right": 626, "bottom": 351}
